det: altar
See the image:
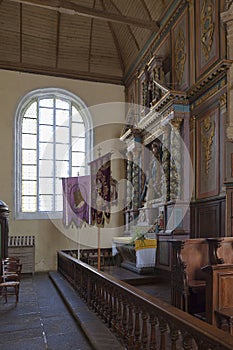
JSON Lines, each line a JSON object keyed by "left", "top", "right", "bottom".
{"left": 112, "top": 236, "right": 157, "bottom": 274}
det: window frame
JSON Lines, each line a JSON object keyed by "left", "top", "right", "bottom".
{"left": 14, "top": 88, "right": 93, "bottom": 220}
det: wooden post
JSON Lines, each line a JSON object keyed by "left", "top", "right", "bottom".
{"left": 98, "top": 226, "right": 101, "bottom": 271}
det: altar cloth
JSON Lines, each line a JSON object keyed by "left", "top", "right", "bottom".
{"left": 135, "top": 239, "right": 157, "bottom": 268}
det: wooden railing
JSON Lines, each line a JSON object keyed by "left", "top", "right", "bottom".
{"left": 57, "top": 250, "right": 233, "bottom": 350}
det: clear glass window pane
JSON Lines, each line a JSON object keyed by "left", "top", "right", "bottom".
{"left": 56, "top": 179, "right": 63, "bottom": 195}
{"left": 56, "top": 126, "right": 69, "bottom": 143}
{"left": 22, "top": 165, "right": 37, "bottom": 180}
{"left": 56, "top": 160, "right": 69, "bottom": 177}
{"left": 39, "top": 108, "right": 54, "bottom": 125}
{"left": 72, "top": 166, "right": 85, "bottom": 177}
{"left": 22, "top": 196, "right": 37, "bottom": 212}
{"left": 72, "top": 122, "right": 85, "bottom": 137}
{"left": 72, "top": 137, "right": 85, "bottom": 152}
{"left": 22, "top": 134, "right": 37, "bottom": 149}
{"left": 39, "top": 125, "right": 54, "bottom": 142}
{"left": 22, "top": 118, "right": 37, "bottom": 134}
{"left": 39, "top": 143, "right": 53, "bottom": 160}
{"left": 56, "top": 144, "right": 69, "bottom": 160}
{"left": 56, "top": 110, "right": 69, "bottom": 126}
{"left": 22, "top": 150, "right": 37, "bottom": 165}
{"left": 56, "top": 99, "right": 69, "bottom": 110}
{"left": 39, "top": 195, "right": 53, "bottom": 211}
{"left": 24, "top": 102, "right": 37, "bottom": 119}
{"left": 39, "top": 98, "right": 53, "bottom": 108}
{"left": 39, "top": 160, "right": 53, "bottom": 176}
{"left": 72, "top": 152, "right": 85, "bottom": 165}
{"left": 22, "top": 180, "right": 37, "bottom": 196}
{"left": 56, "top": 161, "right": 70, "bottom": 177}
{"left": 55, "top": 195, "right": 63, "bottom": 211}
{"left": 72, "top": 107, "right": 83, "bottom": 122}
{"left": 39, "top": 178, "right": 54, "bottom": 194}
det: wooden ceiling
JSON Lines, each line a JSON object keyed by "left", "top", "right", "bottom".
{"left": 0, "top": 0, "right": 174, "bottom": 84}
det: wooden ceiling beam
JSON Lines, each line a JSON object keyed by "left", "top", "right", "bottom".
{"left": 8, "top": 0, "right": 159, "bottom": 30}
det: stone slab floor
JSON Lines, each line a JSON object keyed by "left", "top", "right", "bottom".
{"left": 0, "top": 273, "right": 94, "bottom": 350}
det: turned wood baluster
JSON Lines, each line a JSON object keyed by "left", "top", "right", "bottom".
{"left": 104, "top": 285, "right": 111, "bottom": 324}
{"left": 122, "top": 297, "right": 128, "bottom": 341}
{"left": 116, "top": 295, "right": 123, "bottom": 338}
{"left": 87, "top": 274, "right": 91, "bottom": 307}
{"left": 127, "top": 302, "right": 134, "bottom": 350}
{"left": 182, "top": 332, "right": 193, "bottom": 350}
{"left": 141, "top": 311, "right": 148, "bottom": 349}
{"left": 170, "top": 327, "right": 179, "bottom": 350}
{"left": 158, "top": 317, "right": 167, "bottom": 350}
{"left": 95, "top": 281, "right": 101, "bottom": 315}
{"left": 149, "top": 314, "right": 157, "bottom": 350}
{"left": 133, "top": 306, "right": 141, "bottom": 350}
{"left": 91, "top": 280, "right": 96, "bottom": 310}
{"left": 111, "top": 290, "right": 117, "bottom": 332}
{"left": 107, "top": 285, "right": 112, "bottom": 328}
{"left": 99, "top": 284, "right": 104, "bottom": 319}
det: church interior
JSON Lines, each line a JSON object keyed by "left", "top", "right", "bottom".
{"left": 1, "top": 0, "right": 233, "bottom": 349}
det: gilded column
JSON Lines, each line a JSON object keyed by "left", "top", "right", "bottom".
{"left": 126, "top": 152, "right": 133, "bottom": 211}
{"left": 170, "top": 118, "right": 183, "bottom": 201}
{"left": 190, "top": 115, "right": 196, "bottom": 201}
{"left": 132, "top": 146, "right": 141, "bottom": 213}
{"left": 161, "top": 124, "right": 171, "bottom": 202}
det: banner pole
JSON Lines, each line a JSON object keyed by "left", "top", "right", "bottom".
{"left": 98, "top": 226, "right": 101, "bottom": 271}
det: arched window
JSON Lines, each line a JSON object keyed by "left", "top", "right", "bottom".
{"left": 15, "top": 88, "right": 93, "bottom": 219}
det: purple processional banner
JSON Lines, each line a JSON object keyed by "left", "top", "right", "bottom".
{"left": 89, "top": 153, "right": 112, "bottom": 227}
{"left": 62, "top": 176, "right": 91, "bottom": 228}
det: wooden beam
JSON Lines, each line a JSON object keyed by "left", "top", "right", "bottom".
{"left": 101, "top": 0, "right": 125, "bottom": 75}
{"left": 8, "top": 0, "right": 159, "bottom": 30}
{"left": 0, "top": 60, "right": 124, "bottom": 85}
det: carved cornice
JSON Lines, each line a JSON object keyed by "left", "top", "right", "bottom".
{"left": 188, "top": 59, "right": 232, "bottom": 100}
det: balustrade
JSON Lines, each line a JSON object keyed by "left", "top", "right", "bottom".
{"left": 57, "top": 250, "right": 233, "bottom": 350}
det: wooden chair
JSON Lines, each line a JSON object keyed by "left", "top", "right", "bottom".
{"left": 2, "top": 259, "right": 22, "bottom": 282}
{"left": 0, "top": 277, "right": 20, "bottom": 303}
{"left": 0, "top": 258, "right": 22, "bottom": 303}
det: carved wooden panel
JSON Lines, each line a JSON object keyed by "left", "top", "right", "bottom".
{"left": 219, "top": 272, "right": 233, "bottom": 309}
{"left": 196, "top": 105, "right": 219, "bottom": 199}
{"left": 196, "top": 0, "right": 219, "bottom": 78}
{"left": 190, "top": 198, "right": 225, "bottom": 238}
{"left": 172, "top": 7, "right": 189, "bottom": 90}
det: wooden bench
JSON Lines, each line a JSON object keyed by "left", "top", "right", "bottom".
{"left": 170, "top": 238, "right": 208, "bottom": 314}
{"left": 170, "top": 237, "right": 233, "bottom": 318}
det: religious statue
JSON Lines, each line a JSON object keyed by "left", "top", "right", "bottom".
{"left": 144, "top": 140, "right": 163, "bottom": 203}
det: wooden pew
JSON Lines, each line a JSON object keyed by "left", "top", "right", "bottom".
{"left": 170, "top": 238, "right": 208, "bottom": 315}
{"left": 201, "top": 237, "right": 233, "bottom": 330}
{"left": 170, "top": 237, "right": 233, "bottom": 328}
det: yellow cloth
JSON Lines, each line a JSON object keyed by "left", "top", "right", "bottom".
{"left": 134, "top": 239, "right": 157, "bottom": 251}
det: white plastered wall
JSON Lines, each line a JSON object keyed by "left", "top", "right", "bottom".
{"left": 0, "top": 69, "right": 125, "bottom": 271}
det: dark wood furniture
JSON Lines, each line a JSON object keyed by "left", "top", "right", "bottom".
{"left": 170, "top": 237, "right": 233, "bottom": 328}
{"left": 0, "top": 200, "right": 9, "bottom": 261}
{"left": 202, "top": 263, "right": 233, "bottom": 327}
{"left": 170, "top": 238, "right": 208, "bottom": 314}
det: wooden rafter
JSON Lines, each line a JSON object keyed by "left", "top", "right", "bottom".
{"left": 101, "top": 0, "right": 125, "bottom": 75}
{"left": 140, "top": 0, "right": 152, "bottom": 21}
{"left": 7, "top": 0, "right": 159, "bottom": 30}
{"left": 109, "top": 0, "right": 140, "bottom": 52}
{"left": 55, "top": 12, "right": 61, "bottom": 68}
{"left": 88, "top": 0, "right": 95, "bottom": 73}
{"left": 20, "top": 3, "right": 22, "bottom": 63}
